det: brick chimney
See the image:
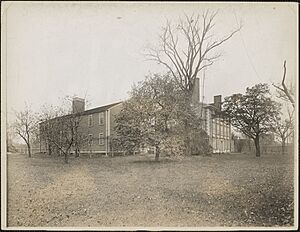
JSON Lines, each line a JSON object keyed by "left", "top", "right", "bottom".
{"left": 214, "top": 95, "right": 222, "bottom": 112}
{"left": 192, "top": 77, "right": 200, "bottom": 104}
{"left": 72, "top": 97, "right": 85, "bottom": 114}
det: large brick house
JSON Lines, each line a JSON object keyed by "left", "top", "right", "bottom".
{"left": 40, "top": 98, "right": 122, "bottom": 155}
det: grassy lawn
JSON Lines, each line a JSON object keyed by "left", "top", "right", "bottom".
{"left": 7, "top": 152, "right": 295, "bottom": 227}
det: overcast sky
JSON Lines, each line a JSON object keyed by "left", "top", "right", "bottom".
{"left": 3, "top": 2, "right": 298, "bottom": 123}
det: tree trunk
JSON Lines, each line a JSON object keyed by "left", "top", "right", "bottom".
{"left": 27, "top": 143, "right": 31, "bottom": 158}
{"left": 48, "top": 143, "right": 52, "bottom": 156}
{"left": 75, "top": 148, "right": 80, "bottom": 157}
{"left": 254, "top": 137, "right": 260, "bottom": 157}
{"left": 39, "top": 137, "right": 41, "bottom": 153}
{"left": 155, "top": 145, "right": 160, "bottom": 161}
{"left": 281, "top": 138, "right": 286, "bottom": 155}
{"left": 75, "top": 143, "right": 80, "bottom": 157}
{"left": 64, "top": 152, "right": 68, "bottom": 163}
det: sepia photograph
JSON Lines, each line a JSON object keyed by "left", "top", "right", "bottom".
{"left": 1, "top": 1, "right": 298, "bottom": 230}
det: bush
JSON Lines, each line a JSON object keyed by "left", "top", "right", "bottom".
{"left": 190, "top": 130, "right": 212, "bottom": 155}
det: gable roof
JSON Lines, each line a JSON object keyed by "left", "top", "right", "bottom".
{"left": 39, "top": 101, "right": 123, "bottom": 125}
{"left": 79, "top": 101, "right": 122, "bottom": 116}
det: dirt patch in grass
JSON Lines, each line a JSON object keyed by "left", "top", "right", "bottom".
{"left": 6, "top": 152, "right": 294, "bottom": 227}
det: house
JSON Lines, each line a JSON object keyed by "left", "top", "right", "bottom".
{"left": 206, "top": 96, "right": 233, "bottom": 153}
{"left": 40, "top": 98, "right": 123, "bottom": 156}
{"left": 194, "top": 96, "right": 233, "bottom": 154}
{"left": 192, "top": 78, "right": 233, "bottom": 153}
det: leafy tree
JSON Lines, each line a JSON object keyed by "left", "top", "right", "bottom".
{"left": 222, "top": 83, "right": 281, "bottom": 157}
{"left": 114, "top": 73, "right": 182, "bottom": 161}
{"left": 112, "top": 100, "right": 145, "bottom": 155}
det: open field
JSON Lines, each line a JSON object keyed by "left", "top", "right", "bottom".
{"left": 7, "top": 152, "right": 295, "bottom": 227}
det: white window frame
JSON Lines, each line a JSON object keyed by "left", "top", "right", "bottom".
{"left": 99, "top": 133, "right": 105, "bottom": 145}
{"left": 226, "top": 125, "right": 229, "bottom": 139}
{"left": 99, "top": 112, "right": 104, "bottom": 125}
{"left": 220, "top": 121, "right": 223, "bottom": 138}
{"left": 88, "top": 115, "right": 93, "bottom": 127}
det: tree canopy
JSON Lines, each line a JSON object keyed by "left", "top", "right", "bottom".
{"left": 113, "top": 73, "right": 210, "bottom": 160}
{"left": 222, "top": 83, "right": 281, "bottom": 157}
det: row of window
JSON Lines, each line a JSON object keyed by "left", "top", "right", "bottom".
{"left": 212, "top": 134, "right": 230, "bottom": 139}
{"left": 88, "top": 112, "right": 105, "bottom": 127}
{"left": 212, "top": 119, "right": 230, "bottom": 138}
{"left": 88, "top": 133, "right": 105, "bottom": 146}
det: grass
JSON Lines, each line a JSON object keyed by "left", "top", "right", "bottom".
{"left": 7, "top": 152, "right": 295, "bottom": 227}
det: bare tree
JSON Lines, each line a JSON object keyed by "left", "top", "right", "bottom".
{"left": 146, "top": 10, "right": 242, "bottom": 99}
{"left": 6, "top": 122, "right": 17, "bottom": 152}
{"left": 39, "top": 99, "right": 88, "bottom": 163}
{"left": 13, "top": 105, "right": 37, "bottom": 157}
{"left": 273, "top": 107, "right": 294, "bottom": 154}
{"left": 272, "top": 60, "right": 295, "bottom": 109}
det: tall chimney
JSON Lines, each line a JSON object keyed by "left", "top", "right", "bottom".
{"left": 192, "top": 78, "right": 200, "bottom": 104}
{"left": 72, "top": 97, "right": 85, "bottom": 114}
{"left": 214, "top": 95, "right": 222, "bottom": 112}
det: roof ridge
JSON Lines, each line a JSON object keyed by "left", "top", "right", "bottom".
{"left": 80, "top": 101, "right": 123, "bottom": 116}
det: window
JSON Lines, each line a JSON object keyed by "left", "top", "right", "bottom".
{"left": 220, "top": 122, "right": 223, "bottom": 138}
{"left": 99, "top": 112, "right": 104, "bottom": 125}
{"left": 99, "top": 133, "right": 105, "bottom": 145}
{"left": 88, "top": 134, "right": 93, "bottom": 146}
{"left": 226, "top": 125, "right": 229, "bottom": 139}
{"left": 88, "top": 115, "right": 93, "bottom": 127}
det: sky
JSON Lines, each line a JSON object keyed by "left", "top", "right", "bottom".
{"left": 2, "top": 2, "right": 298, "bottom": 125}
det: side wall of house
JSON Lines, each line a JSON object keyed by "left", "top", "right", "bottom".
{"left": 204, "top": 106, "right": 232, "bottom": 154}
{"left": 78, "top": 111, "right": 107, "bottom": 153}
{"left": 76, "top": 103, "right": 123, "bottom": 154}
{"left": 210, "top": 117, "right": 231, "bottom": 153}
